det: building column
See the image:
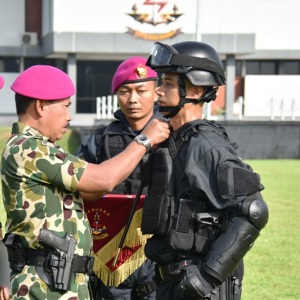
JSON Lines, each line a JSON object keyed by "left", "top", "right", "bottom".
{"left": 67, "top": 53, "right": 77, "bottom": 116}
{"left": 225, "top": 54, "right": 236, "bottom": 120}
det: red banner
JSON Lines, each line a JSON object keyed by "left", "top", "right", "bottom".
{"left": 85, "top": 194, "right": 149, "bottom": 285}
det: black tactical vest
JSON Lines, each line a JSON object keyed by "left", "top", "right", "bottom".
{"left": 141, "top": 121, "right": 235, "bottom": 256}
{"left": 95, "top": 123, "right": 148, "bottom": 195}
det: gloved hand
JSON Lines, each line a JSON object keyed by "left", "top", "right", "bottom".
{"left": 179, "top": 265, "right": 215, "bottom": 299}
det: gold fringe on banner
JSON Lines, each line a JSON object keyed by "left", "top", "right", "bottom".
{"left": 92, "top": 209, "right": 152, "bottom": 286}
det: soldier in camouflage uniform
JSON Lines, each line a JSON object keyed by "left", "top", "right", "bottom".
{"left": 0, "top": 65, "right": 170, "bottom": 300}
{"left": 0, "top": 75, "right": 10, "bottom": 300}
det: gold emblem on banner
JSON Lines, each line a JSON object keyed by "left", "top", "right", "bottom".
{"left": 89, "top": 209, "right": 108, "bottom": 240}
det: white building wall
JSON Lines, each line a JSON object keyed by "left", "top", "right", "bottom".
{"left": 0, "top": 0, "right": 25, "bottom": 47}
{"left": 51, "top": 0, "right": 198, "bottom": 34}
{"left": 42, "top": 0, "right": 53, "bottom": 36}
{"left": 48, "top": 0, "right": 300, "bottom": 50}
{"left": 255, "top": 0, "right": 300, "bottom": 50}
{"left": 0, "top": 73, "right": 19, "bottom": 115}
{"left": 199, "top": 0, "right": 256, "bottom": 34}
{"left": 244, "top": 75, "right": 300, "bottom": 119}
{"left": 1, "top": 0, "right": 300, "bottom": 123}
{"left": 0, "top": 0, "right": 299, "bottom": 51}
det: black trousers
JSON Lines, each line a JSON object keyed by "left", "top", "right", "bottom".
{"left": 90, "top": 259, "right": 157, "bottom": 300}
{"left": 155, "top": 261, "right": 244, "bottom": 300}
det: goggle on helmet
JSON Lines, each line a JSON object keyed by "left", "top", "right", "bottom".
{"left": 146, "top": 41, "right": 226, "bottom": 87}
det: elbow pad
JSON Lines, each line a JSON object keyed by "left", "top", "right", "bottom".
{"left": 202, "top": 196, "right": 269, "bottom": 284}
{"left": 202, "top": 217, "right": 259, "bottom": 284}
{"left": 240, "top": 196, "right": 269, "bottom": 230}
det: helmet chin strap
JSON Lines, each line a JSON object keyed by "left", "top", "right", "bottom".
{"left": 158, "top": 97, "right": 198, "bottom": 118}
{"left": 158, "top": 74, "right": 218, "bottom": 118}
{"left": 158, "top": 74, "right": 187, "bottom": 118}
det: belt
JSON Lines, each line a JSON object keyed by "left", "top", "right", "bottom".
{"left": 157, "top": 260, "right": 193, "bottom": 282}
{"left": 25, "top": 248, "right": 94, "bottom": 274}
{"left": 135, "top": 279, "right": 158, "bottom": 297}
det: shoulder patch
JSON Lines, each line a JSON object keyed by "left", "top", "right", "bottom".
{"left": 217, "top": 164, "right": 264, "bottom": 199}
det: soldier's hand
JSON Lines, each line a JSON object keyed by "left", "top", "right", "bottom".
{"left": 179, "top": 265, "right": 215, "bottom": 299}
{"left": 0, "top": 286, "right": 11, "bottom": 300}
{"left": 141, "top": 119, "right": 170, "bottom": 147}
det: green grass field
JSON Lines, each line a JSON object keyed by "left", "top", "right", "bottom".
{"left": 1, "top": 127, "right": 299, "bottom": 299}
{"left": 241, "top": 160, "right": 300, "bottom": 299}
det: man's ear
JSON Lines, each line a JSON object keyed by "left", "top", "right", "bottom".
{"left": 194, "top": 86, "right": 204, "bottom": 98}
{"left": 35, "top": 99, "right": 46, "bottom": 116}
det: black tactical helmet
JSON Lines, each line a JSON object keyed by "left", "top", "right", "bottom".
{"left": 146, "top": 41, "right": 226, "bottom": 117}
{"left": 146, "top": 41, "right": 226, "bottom": 86}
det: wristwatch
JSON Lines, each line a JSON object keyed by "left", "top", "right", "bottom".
{"left": 134, "top": 134, "right": 152, "bottom": 151}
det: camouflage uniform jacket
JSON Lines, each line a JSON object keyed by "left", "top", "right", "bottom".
{"left": 1, "top": 122, "right": 92, "bottom": 299}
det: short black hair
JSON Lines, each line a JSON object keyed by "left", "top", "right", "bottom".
{"left": 15, "top": 93, "right": 36, "bottom": 115}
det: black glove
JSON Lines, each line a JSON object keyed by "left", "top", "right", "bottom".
{"left": 179, "top": 265, "right": 215, "bottom": 299}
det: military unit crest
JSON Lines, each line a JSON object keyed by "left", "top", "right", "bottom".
{"left": 89, "top": 210, "right": 108, "bottom": 240}
{"left": 126, "top": 1, "right": 183, "bottom": 40}
{"left": 135, "top": 64, "right": 148, "bottom": 78}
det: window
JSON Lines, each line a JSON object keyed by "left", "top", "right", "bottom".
{"left": 260, "top": 61, "right": 276, "bottom": 74}
{"left": 246, "top": 61, "right": 259, "bottom": 74}
{"left": 77, "top": 60, "right": 121, "bottom": 113}
{"left": 283, "top": 61, "right": 300, "bottom": 74}
{"left": 24, "top": 58, "right": 62, "bottom": 70}
{"left": 0, "top": 57, "right": 19, "bottom": 72}
{"left": 246, "top": 61, "right": 277, "bottom": 75}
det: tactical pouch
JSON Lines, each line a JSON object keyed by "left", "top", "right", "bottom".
{"left": 194, "top": 226, "right": 211, "bottom": 254}
{"left": 141, "top": 194, "right": 173, "bottom": 235}
{"left": 166, "top": 198, "right": 195, "bottom": 251}
{"left": 3, "top": 233, "right": 26, "bottom": 272}
{"left": 194, "top": 212, "right": 224, "bottom": 254}
{"left": 167, "top": 229, "right": 194, "bottom": 251}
